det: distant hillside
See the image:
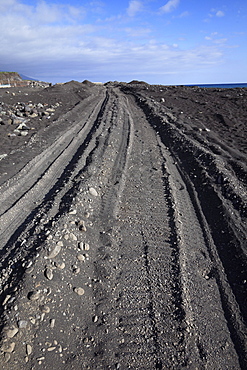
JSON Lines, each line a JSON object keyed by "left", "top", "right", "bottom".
{"left": 0, "top": 71, "right": 48, "bottom": 87}
{"left": 0, "top": 71, "right": 23, "bottom": 83}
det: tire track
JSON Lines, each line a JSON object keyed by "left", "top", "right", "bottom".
{"left": 0, "top": 85, "right": 245, "bottom": 369}
{"left": 0, "top": 89, "right": 111, "bottom": 306}
{"left": 129, "top": 91, "right": 247, "bottom": 368}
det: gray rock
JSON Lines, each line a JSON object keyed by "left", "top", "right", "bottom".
{"left": 89, "top": 187, "right": 98, "bottom": 197}
{"left": 74, "top": 287, "right": 85, "bottom": 296}
{"left": 46, "top": 243, "right": 62, "bottom": 259}
{"left": 40, "top": 305, "right": 50, "bottom": 314}
{"left": 92, "top": 315, "right": 98, "bottom": 323}
{"left": 6, "top": 327, "right": 19, "bottom": 338}
{"left": 44, "top": 268, "right": 53, "bottom": 280}
{"left": 27, "top": 290, "right": 41, "bottom": 301}
{"left": 20, "top": 130, "right": 29, "bottom": 136}
{"left": 70, "top": 233, "right": 77, "bottom": 241}
{"left": 2, "top": 342, "right": 15, "bottom": 353}
{"left": 78, "top": 220, "right": 87, "bottom": 232}
{"left": 77, "top": 254, "right": 85, "bottom": 262}
{"left": 55, "top": 261, "right": 65, "bottom": 269}
{"left": 26, "top": 344, "right": 32, "bottom": 355}
{"left": 18, "top": 320, "right": 28, "bottom": 329}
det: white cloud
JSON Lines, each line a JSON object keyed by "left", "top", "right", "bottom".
{"left": 178, "top": 11, "right": 189, "bottom": 18}
{"left": 127, "top": 1, "right": 143, "bottom": 17}
{"left": 208, "top": 9, "right": 225, "bottom": 18}
{"left": 216, "top": 10, "right": 225, "bottom": 17}
{"left": 0, "top": 0, "right": 226, "bottom": 83}
{"left": 125, "top": 27, "right": 152, "bottom": 38}
{"left": 160, "top": 0, "right": 180, "bottom": 14}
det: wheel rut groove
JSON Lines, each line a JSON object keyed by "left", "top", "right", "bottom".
{"left": 0, "top": 85, "right": 245, "bottom": 369}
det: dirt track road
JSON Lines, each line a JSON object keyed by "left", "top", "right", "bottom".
{"left": 0, "top": 84, "right": 246, "bottom": 369}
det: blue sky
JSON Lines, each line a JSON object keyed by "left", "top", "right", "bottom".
{"left": 0, "top": 0, "right": 246, "bottom": 84}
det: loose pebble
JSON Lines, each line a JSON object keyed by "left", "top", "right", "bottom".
{"left": 92, "top": 315, "right": 98, "bottom": 323}
{"left": 78, "top": 220, "right": 87, "bottom": 232}
{"left": 37, "top": 357, "right": 45, "bottom": 361}
{"left": 47, "top": 244, "right": 62, "bottom": 259}
{"left": 77, "top": 254, "right": 86, "bottom": 262}
{"left": 26, "top": 344, "right": 32, "bottom": 355}
{"left": 47, "top": 347, "right": 56, "bottom": 352}
{"left": 72, "top": 266, "right": 80, "bottom": 274}
{"left": 50, "top": 319, "right": 55, "bottom": 328}
{"left": 89, "top": 187, "right": 98, "bottom": 197}
{"left": 73, "top": 287, "right": 85, "bottom": 296}
{"left": 18, "top": 320, "right": 28, "bottom": 329}
{"left": 2, "top": 342, "right": 15, "bottom": 353}
{"left": 69, "top": 209, "right": 77, "bottom": 214}
{"left": 70, "top": 233, "right": 77, "bottom": 241}
{"left": 28, "top": 290, "right": 41, "bottom": 301}
{"left": 2, "top": 295, "right": 11, "bottom": 305}
{"left": 4, "top": 353, "right": 11, "bottom": 362}
{"left": 78, "top": 242, "right": 84, "bottom": 250}
{"left": 6, "top": 327, "right": 19, "bottom": 338}
{"left": 55, "top": 261, "right": 65, "bottom": 269}
{"left": 40, "top": 305, "right": 50, "bottom": 314}
{"left": 44, "top": 268, "right": 53, "bottom": 280}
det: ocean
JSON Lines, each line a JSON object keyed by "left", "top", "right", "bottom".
{"left": 186, "top": 83, "right": 247, "bottom": 89}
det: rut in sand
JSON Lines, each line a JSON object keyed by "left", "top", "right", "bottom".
{"left": 0, "top": 83, "right": 246, "bottom": 369}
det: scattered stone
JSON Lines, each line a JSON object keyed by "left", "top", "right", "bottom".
{"left": 46, "top": 243, "right": 62, "bottom": 259}
{"left": 55, "top": 261, "right": 65, "bottom": 270}
{"left": 72, "top": 266, "right": 80, "bottom": 274}
{"left": 44, "top": 268, "right": 53, "bottom": 280}
{"left": 89, "top": 187, "right": 98, "bottom": 197}
{"left": 78, "top": 242, "right": 84, "bottom": 250}
{"left": 4, "top": 353, "right": 11, "bottom": 362}
{"left": 30, "top": 318, "right": 36, "bottom": 325}
{"left": 0, "top": 154, "right": 8, "bottom": 161}
{"left": 6, "top": 327, "right": 19, "bottom": 338}
{"left": 28, "top": 290, "right": 41, "bottom": 301}
{"left": 70, "top": 233, "right": 77, "bottom": 241}
{"left": 2, "top": 294, "right": 11, "bottom": 305}
{"left": 40, "top": 305, "right": 50, "bottom": 314}
{"left": 47, "top": 347, "right": 56, "bottom": 351}
{"left": 26, "top": 344, "right": 32, "bottom": 356}
{"left": 84, "top": 243, "right": 90, "bottom": 251}
{"left": 2, "top": 342, "right": 15, "bottom": 353}
{"left": 78, "top": 220, "right": 87, "bottom": 232}
{"left": 77, "top": 254, "right": 86, "bottom": 262}
{"left": 18, "top": 320, "right": 28, "bottom": 329}
{"left": 92, "top": 315, "right": 98, "bottom": 323}
{"left": 74, "top": 287, "right": 85, "bottom": 296}
{"left": 50, "top": 319, "right": 55, "bottom": 328}
{"left": 37, "top": 356, "right": 45, "bottom": 361}
{"left": 69, "top": 209, "right": 77, "bottom": 215}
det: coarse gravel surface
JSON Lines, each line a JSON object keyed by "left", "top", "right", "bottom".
{"left": 0, "top": 80, "right": 246, "bottom": 369}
